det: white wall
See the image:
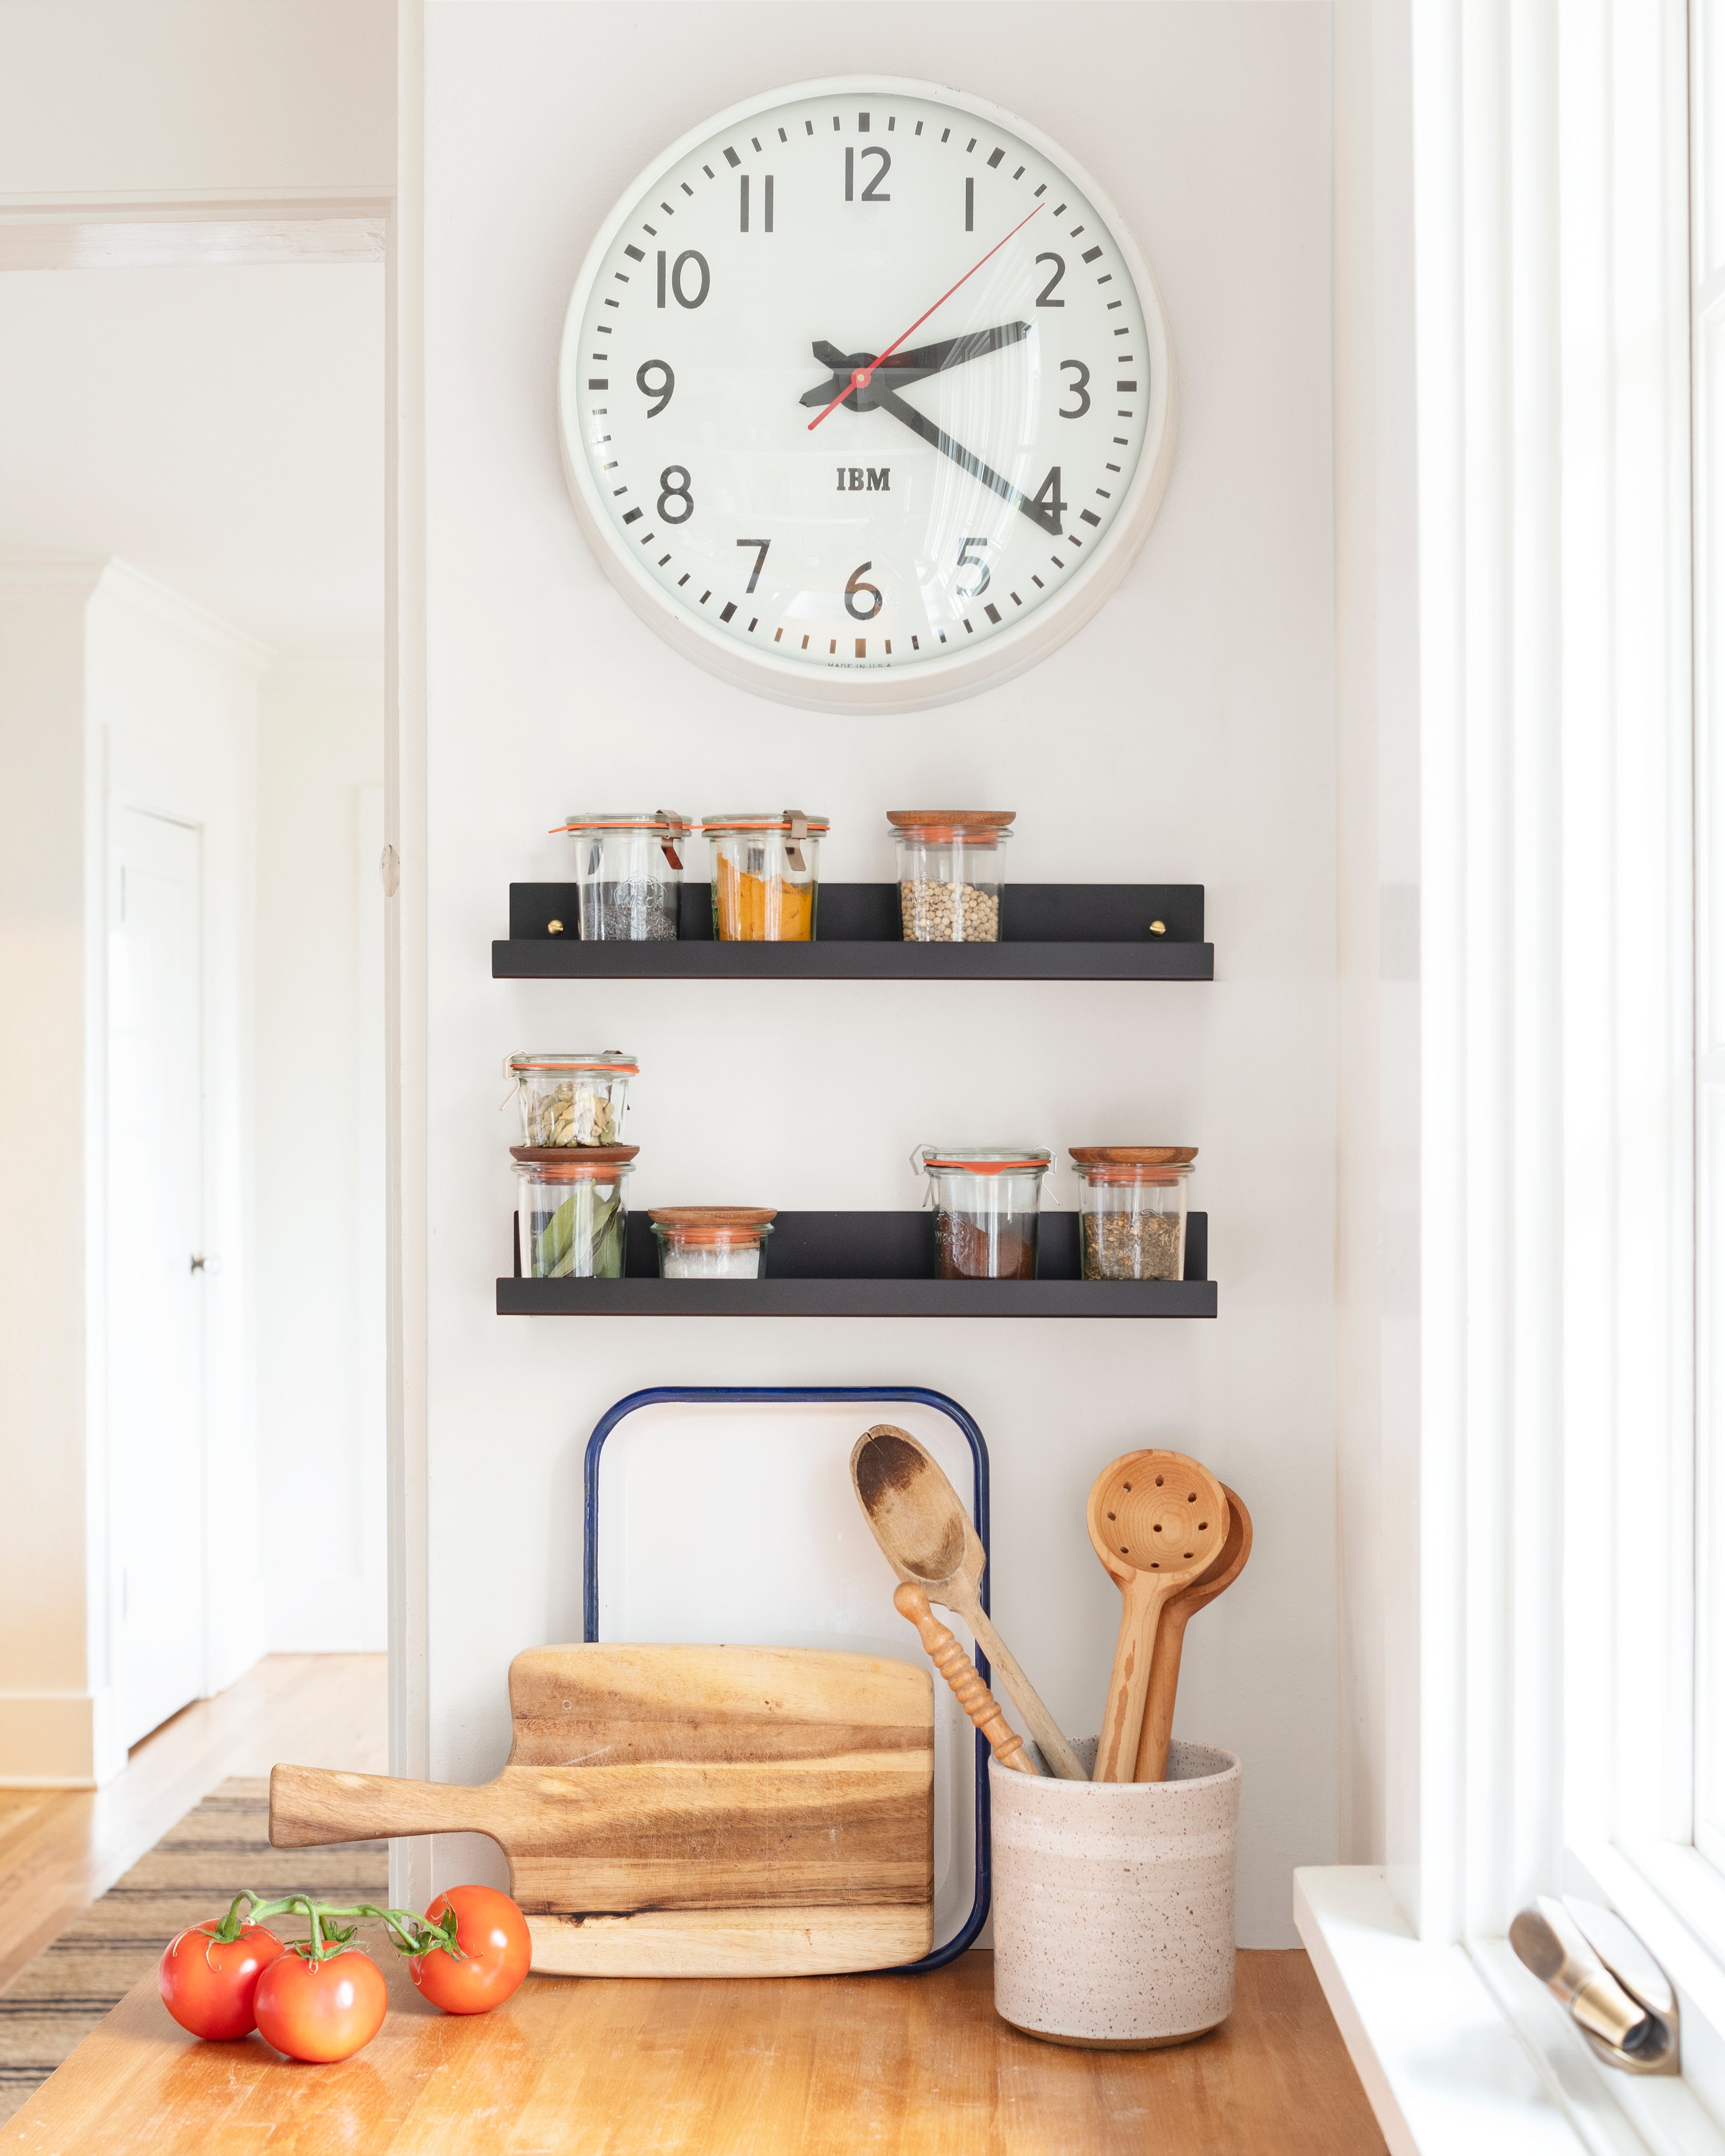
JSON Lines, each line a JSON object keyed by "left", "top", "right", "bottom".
{"left": 0, "top": 559, "right": 267, "bottom": 1783}
{"left": 418, "top": 0, "right": 1338, "bottom": 1946}
{"left": 0, "top": 0, "right": 393, "bottom": 204}
{"left": 256, "top": 656, "right": 387, "bottom": 1651}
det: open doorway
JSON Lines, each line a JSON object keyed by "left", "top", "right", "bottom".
{"left": 0, "top": 252, "right": 385, "bottom": 1768}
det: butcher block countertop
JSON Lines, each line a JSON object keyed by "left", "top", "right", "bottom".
{"left": 6, "top": 1950, "right": 1387, "bottom": 2154}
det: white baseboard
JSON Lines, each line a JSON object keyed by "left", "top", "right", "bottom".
{"left": 0, "top": 1686, "right": 124, "bottom": 1787}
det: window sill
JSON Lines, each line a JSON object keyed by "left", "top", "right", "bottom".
{"left": 1294, "top": 1868, "right": 1725, "bottom": 2156}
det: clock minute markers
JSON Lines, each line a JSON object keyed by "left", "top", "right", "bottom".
{"left": 804, "top": 202, "right": 1044, "bottom": 430}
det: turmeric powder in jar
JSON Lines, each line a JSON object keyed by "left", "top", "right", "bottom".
{"left": 703, "top": 812, "right": 827, "bottom": 942}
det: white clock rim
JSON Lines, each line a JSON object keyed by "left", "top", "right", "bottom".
{"left": 557, "top": 73, "right": 1177, "bottom": 715}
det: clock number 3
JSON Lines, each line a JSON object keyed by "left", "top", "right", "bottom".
{"left": 1059, "top": 360, "right": 1092, "bottom": 418}
{"left": 845, "top": 562, "right": 884, "bottom": 622}
{"left": 954, "top": 537, "right": 992, "bottom": 598}
{"left": 845, "top": 147, "right": 891, "bottom": 203}
{"left": 657, "top": 466, "right": 695, "bottom": 524}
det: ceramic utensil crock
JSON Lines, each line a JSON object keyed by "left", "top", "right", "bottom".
{"left": 990, "top": 1736, "right": 1242, "bottom": 2048}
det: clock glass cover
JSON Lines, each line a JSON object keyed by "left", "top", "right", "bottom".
{"left": 558, "top": 78, "right": 1174, "bottom": 701}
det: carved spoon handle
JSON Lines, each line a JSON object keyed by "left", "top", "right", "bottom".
{"left": 893, "top": 1583, "right": 1040, "bottom": 1774}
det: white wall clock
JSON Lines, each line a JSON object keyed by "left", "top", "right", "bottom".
{"left": 558, "top": 76, "right": 1177, "bottom": 713}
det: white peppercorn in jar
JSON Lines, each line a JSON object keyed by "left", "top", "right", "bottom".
{"left": 1071, "top": 1148, "right": 1196, "bottom": 1281}
{"left": 888, "top": 811, "right": 1014, "bottom": 942}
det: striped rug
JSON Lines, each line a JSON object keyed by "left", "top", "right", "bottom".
{"left": 0, "top": 1778, "right": 387, "bottom": 2123}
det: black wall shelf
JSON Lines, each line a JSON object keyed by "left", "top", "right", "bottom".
{"left": 497, "top": 1211, "right": 1215, "bottom": 1320}
{"left": 493, "top": 883, "right": 1212, "bottom": 981}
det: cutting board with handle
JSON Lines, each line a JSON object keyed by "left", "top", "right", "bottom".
{"left": 270, "top": 1643, "right": 934, "bottom": 1978}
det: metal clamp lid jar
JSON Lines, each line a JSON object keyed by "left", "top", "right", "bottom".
{"left": 1070, "top": 1147, "right": 1196, "bottom": 1282}
{"left": 649, "top": 1206, "right": 777, "bottom": 1280}
{"left": 506, "top": 1050, "right": 638, "bottom": 1149}
{"left": 549, "top": 811, "right": 692, "bottom": 944}
{"left": 917, "top": 1145, "right": 1052, "bottom": 1281}
{"left": 703, "top": 810, "right": 829, "bottom": 942}
{"left": 888, "top": 810, "right": 1014, "bottom": 945}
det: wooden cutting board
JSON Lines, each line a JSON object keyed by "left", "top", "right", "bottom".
{"left": 270, "top": 1643, "right": 934, "bottom": 1977}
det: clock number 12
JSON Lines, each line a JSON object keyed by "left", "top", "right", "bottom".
{"left": 845, "top": 147, "right": 891, "bottom": 202}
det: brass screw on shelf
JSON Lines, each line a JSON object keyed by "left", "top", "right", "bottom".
{"left": 1148, "top": 920, "right": 1166, "bottom": 936}
{"left": 547, "top": 919, "right": 565, "bottom": 934}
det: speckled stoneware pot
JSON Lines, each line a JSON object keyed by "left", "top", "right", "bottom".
{"left": 990, "top": 1736, "right": 1241, "bottom": 2049}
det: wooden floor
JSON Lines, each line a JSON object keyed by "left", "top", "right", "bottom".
{"left": 8, "top": 1948, "right": 1387, "bottom": 2155}
{"left": 2, "top": 1652, "right": 1386, "bottom": 2153}
{"left": 0, "top": 1653, "right": 387, "bottom": 1995}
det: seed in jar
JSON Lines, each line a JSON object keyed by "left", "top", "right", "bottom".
{"left": 899, "top": 880, "right": 1000, "bottom": 942}
{"left": 525, "top": 1078, "right": 619, "bottom": 1147}
{"left": 1082, "top": 1211, "right": 1183, "bottom": 1281}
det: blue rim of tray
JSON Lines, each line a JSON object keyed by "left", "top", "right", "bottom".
{"left": 583, "top": 1383, "right": 991, "bottom": 1973}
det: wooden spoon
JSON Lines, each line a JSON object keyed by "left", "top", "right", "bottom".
{"left": 892, "top": 1584, "right": 1038, "bottom": 1774}
{"left": 1087, "top": 1451, "right": 1230, "bottom": 1784}
{"left": 1132, "top": 1484, "right": 1252, "bottom": 1782}
{"left": 851, "top": 1424, "right": 1089, "bottom": 1782}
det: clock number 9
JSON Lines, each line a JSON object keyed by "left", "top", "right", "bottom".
{"left": 844, "top": 561, "right": 883, "bottom": 622}
{"left": 655, "top": 249, "right": 711, "bottom": 309}
{"left": 636, "top": 360, "right": 675, "bottom": 418}
{"left": 657, "top": 466, "right": 695, "bottom": 524}
{"left": 1059, "top": 360, "right": 1092, "bottom": 419}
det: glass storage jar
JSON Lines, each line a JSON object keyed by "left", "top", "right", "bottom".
{"left": 889, "top": 810, "right": 1014, "bottom": 942}
{"left": 1070, "top": 1148, "right": 1196, "bottom": 1280}
{"left": 507, "top": 1050, "right": 637, "bottom": 1148}
{"left": 513, "top": 1151, "right": 634, "bottom": 1278}
{"left": 918, "top": 1145, "right": 1052, "bottom": 1279}
{"left": 551, "top": 811, "right": 692, "bottom": 942}
{"left": 704, "top": 811, "right": 828, "bottom": 940}
{"left": 650, "top": 1207, "right": 776, "bottom": 1279}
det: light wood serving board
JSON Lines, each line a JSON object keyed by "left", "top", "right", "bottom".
{"left": 270, "top": 1644, "right": 934, "bottom": 1978}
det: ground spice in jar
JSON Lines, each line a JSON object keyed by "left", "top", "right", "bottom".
{"left": 936, "top": 1211, "right": 1037, "bottom": 1280}
{"left": 715, "top": 855, "right": 814, "bottom": 940}
{"left": 1081, "top": 1210, "right": 1183, "bottom": 1281}
{"left": 900, "top": 880, "right": 1001, "bottom": 942}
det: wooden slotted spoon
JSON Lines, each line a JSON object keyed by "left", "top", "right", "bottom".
{"left": 1132, "top": 1484, "right": 1252, "bottom": 1782}
{"left": 1087, "top": 1451, "right": 1230, "bottom": 1784}
{"left": 850, "top": 1424, "right": 1089, "bottom": 1782}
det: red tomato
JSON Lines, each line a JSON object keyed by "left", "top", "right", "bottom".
{"left": 157, "top": 1922, "right": 284, "bottom": 2040}
{"left": 254, "top": 1947, "right": 388, "bottom": 2063}
{"left": 409, "top": 1885, "right": 531, "bottom": 2014}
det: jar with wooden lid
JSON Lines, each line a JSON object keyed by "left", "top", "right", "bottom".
{"left": 704, "top": 811, "right": 827, "bottom": 940}
{"left": 650, "top": 1207, "right": 776, "bottom": 1279}
{"left": 549, "top": 812, "right": 693, "bottom": 942}
{"left": 890, "top": 810, "right": 1014, "bottom": 942}
{"left": 917, "top": 1145, "right": 1052, "bottom": 1279}
{"left": 513, "top": 1149, "right": 635, "bottom": 1278}
{"left": 1070, "top": 1148, "right": 1196, "bottom": 1281}
{"left": 507, "top": 1050, "right": 637, "bottom": 1148}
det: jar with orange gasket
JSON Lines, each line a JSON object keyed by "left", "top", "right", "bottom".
{"left": 703, "top": 811, "right": 828, "bottom": 940}
{"left": 1070, "top": 1147, "right": 1196, "bottom": 1281}
{"left": 650, "top": 1207, "right": 776, "bottom": 1280}
{"left": 889, "top": 809, "right": 1014, "bottom": 941}
{"left": 917, "top": 1145, "right": 1052, "bottom": 1280}
{"left": 507, "top": 1050, "right": 637, "bottom": 1148}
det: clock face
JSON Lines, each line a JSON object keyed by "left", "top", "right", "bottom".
{"left": 558, "top": 76, "right": 1176, "bottom": 711}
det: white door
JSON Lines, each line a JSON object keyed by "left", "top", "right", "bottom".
{"left": 107, "top": 805, "right": 206, "bottom": 1747}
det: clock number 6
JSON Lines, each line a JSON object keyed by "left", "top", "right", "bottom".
{"left": 737, "top": 538, "right": 770, "bottom": 592}
{"left": 655, "top": 249, "right": 710, "bottom": 309}
{"left": 845, "top": 562, "right": 883, "bottom": 622}
{"left": 1059, "top": 360, "right": 1092, "bottom": 419}
{"left": 657, "top": 466, "right": 694, "bottom": 524}
{"left": 954, "top": 537, "right": 992, "bottom": 598}
{"left": 636, "top": 360, "right": 674, "bottom": 417}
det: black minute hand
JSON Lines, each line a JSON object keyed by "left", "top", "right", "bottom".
{"left": 873, "top": 382, "right": 1060, "bottom": 535}
{"left": 802, "top": 322, "right": 1030, "bottom": 410}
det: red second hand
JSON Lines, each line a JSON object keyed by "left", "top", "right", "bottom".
{"left": 806, "top": 202, "right": 1045, "bottom": 431}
